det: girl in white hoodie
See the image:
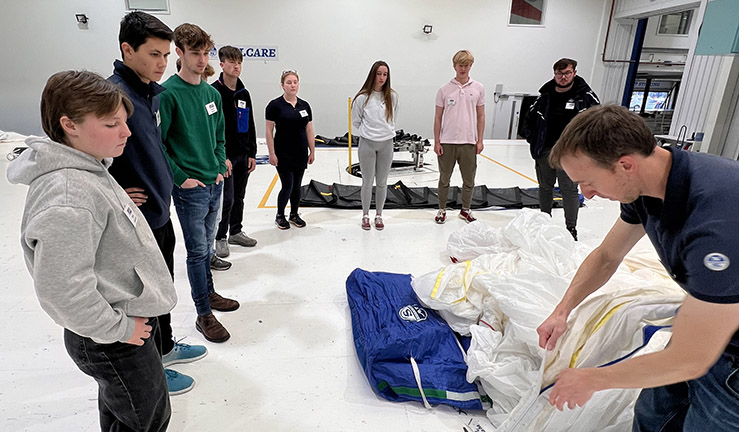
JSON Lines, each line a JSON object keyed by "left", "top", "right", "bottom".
{"left": 351, "top": 61, "right": 398, "bottom": 230}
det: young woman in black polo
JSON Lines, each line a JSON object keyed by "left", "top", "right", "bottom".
{"left": 265, "top": 70, "right": 315, "bottom": 229}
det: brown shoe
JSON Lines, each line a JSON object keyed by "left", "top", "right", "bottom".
{"left": 195, "top": 313, "right": 230, "bottom": 343}
{"left": 209, "top": 292, "right": 240, "bottom": 312}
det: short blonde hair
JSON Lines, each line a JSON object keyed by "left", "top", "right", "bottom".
{"left": 452, "top": 50, "right": 474, "bottom": 66}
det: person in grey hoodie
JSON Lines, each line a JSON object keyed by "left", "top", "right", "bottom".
{"left": 6, "top": 70, "right": 177, "bottom": 432}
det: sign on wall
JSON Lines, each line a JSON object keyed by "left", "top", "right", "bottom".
{"left": 209, "top": 45, "right": 279, "bottom": 61}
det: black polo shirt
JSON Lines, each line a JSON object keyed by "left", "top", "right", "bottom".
{"left": 621, "top": 146, "right": 739, "bottom": 354}
{"left": 265, "top": 96, "right": 312, "bottom": 170}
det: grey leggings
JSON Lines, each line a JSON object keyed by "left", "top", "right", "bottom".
{"left": 359, "top": 137, "right": 394, "bottom": 215}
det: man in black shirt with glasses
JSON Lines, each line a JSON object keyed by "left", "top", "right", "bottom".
{"left": 523, "top": 58, "right": 600, "bottom": 241}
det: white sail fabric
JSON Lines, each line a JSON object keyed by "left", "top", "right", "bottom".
{"left": 412, "top": 210, "right": 685, "bottom": 431}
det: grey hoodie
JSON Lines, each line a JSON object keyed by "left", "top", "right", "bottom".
{"left": 6, "top": 137, "right": 177, "bottom": 343}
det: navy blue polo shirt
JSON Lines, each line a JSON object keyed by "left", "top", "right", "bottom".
{"left": 620, "top": 146, "right": 739, "bottom": 354}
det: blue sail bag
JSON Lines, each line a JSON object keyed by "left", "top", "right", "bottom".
{"left": 346, "top": 268, "right": 484, "bottom": 410}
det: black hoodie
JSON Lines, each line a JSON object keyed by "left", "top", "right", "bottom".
{"left": 522, "top": 75, "right": 600, "bottom": 159}
{"left": 108, "top": 60, "right": 174, "bottom": 230}
{"left": 212, "top": 73, "right": 257, "bottom": 160}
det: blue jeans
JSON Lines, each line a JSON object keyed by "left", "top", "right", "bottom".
{"left": 633, "top": 351, "right": 739, "bottom": 431}
{"left": 172, "top": 182, "right": 222, "bottom": 316}
{"left": 64, "top": 319, "right": 170, "bottom": 431}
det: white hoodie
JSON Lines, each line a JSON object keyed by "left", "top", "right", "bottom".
{"left": 351, "top": 91, "right": 398, "bottom": 142}
{"left": 6, "top": 137, "right": 177, "bottom": 343}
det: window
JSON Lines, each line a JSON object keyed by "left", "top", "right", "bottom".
{"left": 657, "top": 10, "right": 693, "bottom": 35}
{"left": 629, "top": 91, "right": 670, "bottom": 111}
{"left": 125, "top": 0, "right": 169, "bottom": 14}
{"left": 509, "top": 0, "right": 545, "bottom": 26}
{"left": 645, "top": 92, "right": 669, "bottom": 111}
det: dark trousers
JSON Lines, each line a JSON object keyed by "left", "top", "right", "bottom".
{"left": 150, "top": 219, "right": 175, "bottom": 355}
{"left": 217, "top": 154, "right": 251, "bottom": 239}
{"left": 64, "top": 318, "right": 171, "bottom": 432}
{"left": 534, "top": 149, "right": 579, "bottom": 229}
{"left": 276, "top": 166, "right": 305, "bottom": 216}
{"left": 632, "top": 351, "right": 739, "bottom": 431}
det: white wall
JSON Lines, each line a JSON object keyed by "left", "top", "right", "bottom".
{"left": 0, "top": 0, "right": 609, "bottom": 139}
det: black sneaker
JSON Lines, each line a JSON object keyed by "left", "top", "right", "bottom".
{"left": 289, "top": 213, "right": 306, "bottom": 228}
{"left": 275, "top": 215, "right": 290, "bottom": 230}
{"left": 210, "top": 255, "right": 232, "bottom": 271}
{"left": 567, "top": 226, "right": 578, "bottom": 241}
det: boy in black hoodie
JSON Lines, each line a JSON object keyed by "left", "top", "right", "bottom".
{"left": 212, "top": 45, "right": 258, "bottom": 258}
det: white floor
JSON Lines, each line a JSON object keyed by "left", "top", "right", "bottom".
{"left": 0, "top": 139, "right": 623, "bottom": 431}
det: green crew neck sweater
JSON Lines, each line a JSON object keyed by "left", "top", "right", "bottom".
{"left": 159, "top": 74, "right": 226, "bottom": 186}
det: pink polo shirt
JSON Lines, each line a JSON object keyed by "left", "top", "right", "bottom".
{"left": 435, "top": 78, "right": 485, "bottom": 144}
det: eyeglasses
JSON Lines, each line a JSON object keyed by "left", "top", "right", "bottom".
{"left": 554, "top": 70, "right": 574, "bottom": 78}
{"left": 281, "top": 69, "right": 298, "bottom": 77}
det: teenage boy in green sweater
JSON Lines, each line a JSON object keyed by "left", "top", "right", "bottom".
{"left": 160, "top": 23, "right": 238, "bottom": 343}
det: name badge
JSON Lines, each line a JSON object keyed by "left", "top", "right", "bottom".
{"left": 155, "top": 110, "right": 161, "bottom": 127}
{"left": 206, "top": 102, "right": 218, "bottom": 115}
{"left": 237, "top": 100, "right": 247, "bottom": 109}
{"left": 123, "top": 203, "right": 138, "bottom": 227}
{"left": 299, "top": 109, "right": 308, "bottom": 118}
{"left": 565, "top": 101, "right": 575, "bottom": 110}
{"left": 447, "top": 98, "right": 456, "bottom": 106}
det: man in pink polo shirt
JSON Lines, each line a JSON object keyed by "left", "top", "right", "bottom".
{"left": 433, "top": 50, "right": 486, "bottom": 224}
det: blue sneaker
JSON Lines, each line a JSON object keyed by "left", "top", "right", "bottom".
{"left": 162, "top": 338, "right": 208, "bottom": 367}
{"left": 165, "top": 369, "right": 195, "bottom": 395}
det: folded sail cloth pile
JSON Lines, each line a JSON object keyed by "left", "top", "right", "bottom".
{"left": 412, "top": 210, "right": 685, "bottom": 431}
